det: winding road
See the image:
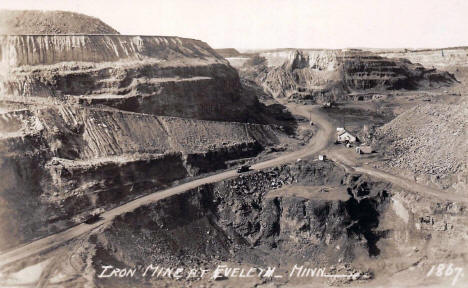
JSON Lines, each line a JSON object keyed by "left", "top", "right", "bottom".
{"left": 0, "top": 100, "right": 463, "bottom": 268}
{"left": 0, "top": 102, "right": 334, "bottom": 267}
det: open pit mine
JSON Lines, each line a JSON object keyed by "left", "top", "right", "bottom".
{"left": 0, "top": 10, "right": 467, "bottom": 288}
{"left": 236, "top": 49, "right": 457, "bottom": 103}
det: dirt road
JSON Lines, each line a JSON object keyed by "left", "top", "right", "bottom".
{"left": 328, "top": 149, "right": 468, "bottom": 204}
{"left": 1, "top": 100, "right": 462, "bottom": 268}
{"left": 289, "top": 103, "right": 467, "bottom": 205}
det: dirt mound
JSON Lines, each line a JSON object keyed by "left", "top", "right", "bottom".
{"left": 373, "top": 101, "right": 467, "bottom": 193}
{"left": 0, "top": 10, "right": 119, "bottom": 35}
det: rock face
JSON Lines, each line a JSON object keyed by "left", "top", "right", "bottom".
{"left": 0, "top": 10, "right": 120, "bottom": 35}
{"left": 244, "top": 49, "right": 457, "bottom": 102}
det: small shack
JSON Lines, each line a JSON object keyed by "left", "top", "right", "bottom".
{"left": 318, "top": 154, "right": 326, "bottom": 161}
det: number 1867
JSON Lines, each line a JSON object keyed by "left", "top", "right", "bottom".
{"left": 426, "top": 263, "right": 464, "bottom": 286}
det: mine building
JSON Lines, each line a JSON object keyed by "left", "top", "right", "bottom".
{"left": 337, "top": 129, "right": 357, "bottom": 143}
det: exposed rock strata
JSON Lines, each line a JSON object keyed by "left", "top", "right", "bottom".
{"left": 0, "top": 35, "right": 269, "bottom": 122}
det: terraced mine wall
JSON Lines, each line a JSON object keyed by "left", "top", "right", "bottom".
{"left": 0, "top": 32, "right": 293, "bottom": 250}
{"left": 0, "top": 105, "right": 281, "bottom": 250}
{"left": 259, "top": 49, "right": 342, "bottom": 68}
{"left": 0, "top": 35, "right": 269, "bottom": 122}
{"left": 251, "top": 49, "right": 456, "bottom": 102}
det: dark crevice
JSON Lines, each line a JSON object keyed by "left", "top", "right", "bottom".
{"left": 345, "top": 194, "right": 387, "bottom": 256}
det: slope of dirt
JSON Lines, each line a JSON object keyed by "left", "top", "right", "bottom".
{"left": 0, "top": 10, "right": 119, "bottom": 35}
{"left": 372, "top": 101, "right": 467, "bottom": 194}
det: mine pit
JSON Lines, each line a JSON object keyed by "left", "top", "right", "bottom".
{"left": 0, "top": 7, "right": 467, "bottom": 288}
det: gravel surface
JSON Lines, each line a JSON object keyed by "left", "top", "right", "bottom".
{"left": 374, "top": 101, "right": 467, "bottom": 177}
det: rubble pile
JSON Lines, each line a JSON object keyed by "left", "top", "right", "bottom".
{"left": 373, "top": 102, "right": 467, "bottom": 191}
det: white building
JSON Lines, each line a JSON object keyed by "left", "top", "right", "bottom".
{"left": 337, "top": 130, "right": 357, "bottom": 143}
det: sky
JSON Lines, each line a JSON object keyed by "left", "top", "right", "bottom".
{"left": 0, "top": 0, "right": 467, "bottom": 50}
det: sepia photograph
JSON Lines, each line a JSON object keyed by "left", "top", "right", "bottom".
{"left": 0, "top": 0, "right": 466, "bottom": 287}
